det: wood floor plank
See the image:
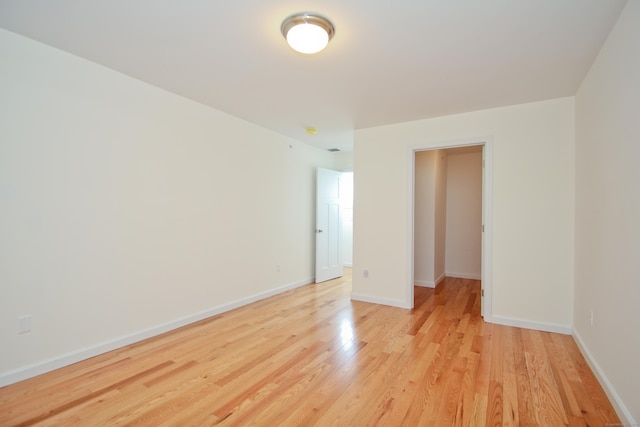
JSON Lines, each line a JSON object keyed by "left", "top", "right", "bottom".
{"left": 523, "top": 330, "right": 570, "bottom": 426}
{"left": 513, "top": 328, "right": 538, "bottom": 425}
{"left": 0, "top": 272, "right": 622, "bottom": 426}
{"left": 486, "top": 323, "right": 504, "bottom": 426}
{"left": 374, "top": 340, "right": 440, "bottom": 426}
{"left": 458, "top": 353, "right": 481, "bottom": 426}
{"left": 502, "top": 327, "right": 520, "bottom": 426}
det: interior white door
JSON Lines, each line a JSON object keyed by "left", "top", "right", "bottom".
{"left": 315, "top": 168, "right": 343, "bottom": 283}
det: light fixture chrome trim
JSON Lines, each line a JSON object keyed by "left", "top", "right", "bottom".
{"left": 281, "top": 12, "right": 335, "bottom": 54}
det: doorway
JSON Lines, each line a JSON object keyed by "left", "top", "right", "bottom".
{"left": 315, "top": 168, "right": 344, "bottom": 283}
{"left": 408, "top": 138, "right": 493, "bottom": 319}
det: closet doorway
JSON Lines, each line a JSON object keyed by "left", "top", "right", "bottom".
{"left": 409, "top": 138, "right": 492, "bottom": 319}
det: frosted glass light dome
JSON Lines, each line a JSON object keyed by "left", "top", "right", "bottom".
{"left": 281, "top": 12, "right": 335, "bottom": 54}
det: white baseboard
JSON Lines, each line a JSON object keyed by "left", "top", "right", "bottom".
{"left": 572, "top": 329, "right": 637, "bottom": 427}
{"left": 0, "top": 277, "right": 313, "bottom": 387}
{"left": 445, "top": 272, "right": 482, "bottom": 280}
{"left": 343, "top": 262, "right": 353, "bottom": 267}
{"left": 350, "top": 293, "right": 410, "bottom": 309}
{"left": 415, "top": 280, "right": 435, "bottom": 288}
{"left": 414, "top": 273, "right": 445, "bottom": 289}
{"left": 490, "top": 315, "right": 572, "bottom": 335}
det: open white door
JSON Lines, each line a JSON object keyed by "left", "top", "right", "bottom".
{"left": 315, "top": 168, "right": 343, "bottom": 283}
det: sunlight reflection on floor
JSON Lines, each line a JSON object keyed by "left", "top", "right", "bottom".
{"left": 339, "top": 318, "right": 355, "bottom": 350}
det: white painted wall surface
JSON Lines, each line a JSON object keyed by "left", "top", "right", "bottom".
{"left": 353, "top": 97, "right": 574, "bottom": 327}
{"left": 414, "top": 151, "right": 436, "bottom": 286}
{"left": 445, "top": 152, "right": 482, "bottom": 279}
{"left": 574, "top": 2, "right": 640, "bottom": 424}
{"left": 340, "top": 172, "right": 354, "bottom": 266}
{"left": 434, "top": 151, "right": 447, "bottom": 284}
{"left": 414, "top": 150, "right": 447, "bottom": 287}
{"left": 0, "top": 29, "right": 335, "bottom": 383}
{"left": 332, "top": 151, "right": 354, "bottom": 172}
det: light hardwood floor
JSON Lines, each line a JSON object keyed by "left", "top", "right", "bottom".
{"left": 0, "top": 269, "right": 620, "bottom": 426}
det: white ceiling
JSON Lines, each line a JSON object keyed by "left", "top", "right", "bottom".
{"left": 0, "top": 1, "right": 627, "bottom": 152}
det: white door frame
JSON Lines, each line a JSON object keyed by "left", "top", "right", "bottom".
{"left": 407, "top": 137, "right": 493, "bottom": 320}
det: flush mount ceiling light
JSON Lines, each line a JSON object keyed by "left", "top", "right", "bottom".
{"left": 281, "top": 12, "right": 335, "bottom": 54}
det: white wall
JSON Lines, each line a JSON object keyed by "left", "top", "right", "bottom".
{"left": 340, "top": 172, "right": 354, "bottom": 266}
{"left": 574, "top": 1, "right": 640, "bottom": 424}
{"left": 333, "top": 151, "right": 354, "bottom": 172}
{"left": 335, "top": 153, "right": 354, "bottom": 267}
{"left": 414, "top": 150, "right": 447, "bottom": 287}
{"left": 434, "top": 150, "right": 447, "bottom": 283}
{"left": 353, "top": 97, "right": 574, "bottom": 330}
{"left": 0, "top": 29, "right": 335, "bottom": 384}
{"left": 414, "top": 151, "right": 436, "bottom": 286}
{"left": 445, "top": 151, "right": 482, "bottom": 279}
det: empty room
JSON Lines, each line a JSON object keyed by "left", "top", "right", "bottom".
{"left": 1, "top": 1, "right": 638, "bottom": 425}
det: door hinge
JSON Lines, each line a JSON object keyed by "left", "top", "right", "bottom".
{"left": 481, "top": 289, "right": 484, "bottom": 297}
{"left": 482, "top": 225, "right": 485, "bottom": 232}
